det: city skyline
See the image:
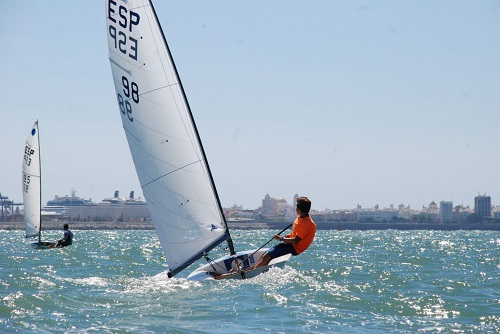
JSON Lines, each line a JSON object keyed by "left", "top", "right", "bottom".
{"left": 1, "top": 2, "right": 499, "bottom": 211}
{"left": 2, "top": 188, "right": 498, "bottom": 225}
{"left": 251, "top": 192, "right": 497, "bottom": 212}
{"left": 1, "top": 188, "right": 497, "bottom": 214}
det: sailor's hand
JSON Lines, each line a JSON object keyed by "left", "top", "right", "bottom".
{"left": 272, "top": 234, "right": 281, "bottom": 241}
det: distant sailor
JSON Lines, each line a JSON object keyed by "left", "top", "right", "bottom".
{"left": 54, "top": 223, "right": 74, "bottom": 248}
{"left": 251, "top": 196, "right": 316, "bottom": 270}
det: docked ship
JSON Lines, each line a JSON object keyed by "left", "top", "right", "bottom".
{"left": 46, "top": 189, "right": 93, "bottom": 206}
{"left": 42, "top": 190, "right": 150, "bottom": 221}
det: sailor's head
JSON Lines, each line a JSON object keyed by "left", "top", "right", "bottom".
{"left": 296, "top": 197, "right": 311, "bottom": 214}
{"left": 63, "top": 223, "right": 69, "bottom": 230}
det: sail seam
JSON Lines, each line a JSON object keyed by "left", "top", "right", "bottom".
{"left": 141, "top": 160, "right": 202, "bottom": 189}
{"left": 22, "top": 173, "right": 40, "bottom": 178}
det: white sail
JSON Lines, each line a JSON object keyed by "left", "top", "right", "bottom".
{"left": 22, "top": 121, "right": 41, "bottom": 239}
{"left": 106, "top": 0, "right": 228, "bottom": 276}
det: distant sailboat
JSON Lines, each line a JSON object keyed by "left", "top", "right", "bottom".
{"left": 106, "top": 0, "right": 291, "bottom": 280}
{"left": 22, "top": 121, "right": 55, "bottom": 248}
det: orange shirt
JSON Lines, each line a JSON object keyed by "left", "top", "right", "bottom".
{"left": 286, "top": 215, "right": 316, "bottom": 254}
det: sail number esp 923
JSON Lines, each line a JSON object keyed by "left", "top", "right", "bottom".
{"left": 107, "top": 0, "right": 141, "bottom": 123}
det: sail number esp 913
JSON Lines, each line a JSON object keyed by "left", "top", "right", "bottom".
{"left": 23, "top": 144, "right": 35, "bottom": 193}
{"left": 108, "top": 0, "right": 141, "bottom": 123}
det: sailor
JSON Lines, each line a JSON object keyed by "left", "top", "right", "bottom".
{"left": 55, "top": 223, "right": 74, "bottom": 247}
{"left": 251, "top": 196, "right": 316, "bottom": 270}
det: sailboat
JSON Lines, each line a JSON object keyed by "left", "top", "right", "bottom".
{"left": 105, "top": 0, "right": 291, "bottom": 280}
{"left": 22, "top": 121, "right": 55, "bottom": 248}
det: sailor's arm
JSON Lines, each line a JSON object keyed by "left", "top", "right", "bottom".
{"left": 273, "top": 234, "right": 301, "bottom": 244}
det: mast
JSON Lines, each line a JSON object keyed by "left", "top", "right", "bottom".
{"left": 148, "top": 1, "right": 236, "bottom": 256}
{"left": 37, "top": 120, "right": 42, "bottom": 244}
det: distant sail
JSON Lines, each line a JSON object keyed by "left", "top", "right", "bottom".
{"left": 106, "top": 0, "right": 228, "bottom": 276}
{"left": 22, "top": 121, "right": 41, "bottom": 238}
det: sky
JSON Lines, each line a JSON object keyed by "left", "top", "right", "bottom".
{"left": 1, "top": 1, "right": 499, "bottom": 212}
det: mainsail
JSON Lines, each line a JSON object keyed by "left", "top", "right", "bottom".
{"left": 106, "top": 0, "right": 233, "bottom": 277}
{"left": 22, "top": 121, "right": 41, "bottom": 239}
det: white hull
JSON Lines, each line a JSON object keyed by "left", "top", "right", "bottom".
{"left": 187, "top": 248, "right": 291, "bottom": 281}
{"left": 30, "top": 242, "right": 56, "bottom": 249}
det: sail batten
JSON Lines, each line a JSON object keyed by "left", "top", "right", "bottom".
{"left": 141, "top": 160, "right": 203, "bottom": 188}
{"left": 106, "top": 0, "right": 230, "bottom": 275}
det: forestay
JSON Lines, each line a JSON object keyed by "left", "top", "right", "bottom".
{"left": 106, "top": 0, "right": 229, "bottom": 277}
{"left": 22, "top": 121, "right": 41, "bottom": 239}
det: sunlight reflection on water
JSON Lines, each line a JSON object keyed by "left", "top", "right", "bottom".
{"left": 0, "top": 229, "right": 499, "bottom": 333}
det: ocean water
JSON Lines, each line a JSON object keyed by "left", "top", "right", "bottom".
{"left": 0, "top": 228, "right": 498, "bottom": 333}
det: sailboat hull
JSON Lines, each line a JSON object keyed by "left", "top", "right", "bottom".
{"left": 30, "top": 242, "right": 57, "bottom": 249}
{"left": 186, "top": 248, "right": 291, "bottom": 281}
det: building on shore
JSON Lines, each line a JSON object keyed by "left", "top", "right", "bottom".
{"left": 260, "top": 194, "right": 290, "bottom": 218}
{"left": 354, "top": 204, "right": 399, "bottom": 223}
{"left": 453, "top": 205, "right": 472, "bottom": 223}
{"left": 493, "top": 207, "right": 500, "bottom": 221}
{"left": 475, "top": 194, "right": 491, "bottom": 220}
{"left": 259, "top": 193, "right": 298, "bottom": 220}
{"left": 440, "top": 201, "right": 453, "bottom": 224}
